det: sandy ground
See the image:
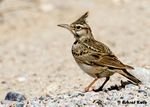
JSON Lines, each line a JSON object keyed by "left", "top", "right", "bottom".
{"left": 0, "top": 0, "right": 150, "bottom": 103}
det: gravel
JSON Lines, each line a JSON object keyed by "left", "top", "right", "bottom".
{"left": 0, "top": 85, "right": 149, "bottom": 107}
{"left": 1, "top": 72, "right": 150, "bottom": 107}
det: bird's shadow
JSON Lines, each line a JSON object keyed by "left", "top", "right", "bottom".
{"left": 104, "top": 80, "right": 133, "bottom": 92}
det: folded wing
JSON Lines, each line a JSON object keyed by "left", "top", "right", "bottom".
{"left": 76, "top": 53, "right": 134, "bottom": 70}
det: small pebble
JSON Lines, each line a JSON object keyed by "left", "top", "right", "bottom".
{"left": 5, "top": 92, "right": 26, "bottom": 102}
{"left": 16, "top": 103, "right": 24, "bottom": 107}
{"left": 1, "top": 81, "right": 6, "bottom": 84}
{"left": 17, "top": 76, "right": 27, "bottom": 82}
{"left": 138, "top": 89, "right": 147, "bottom": 96}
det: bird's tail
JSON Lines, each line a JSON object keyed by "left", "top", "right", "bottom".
{"left": 119, "top": 69, "right": 142, "bottom": 85}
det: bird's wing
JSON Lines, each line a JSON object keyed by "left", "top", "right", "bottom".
{"left": 83, "top": 39, "right": 113, "bottom": 55}
{"left": 76, "top": 53, "right": 133, "bottom": 70}
{"left": 75, "top": 39, "right": 134, "bottom": 69}
{"left": 92, "top": 54, "right": 134, "bottom": 69}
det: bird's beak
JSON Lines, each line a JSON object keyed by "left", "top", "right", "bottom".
{"left": 58, "top": 24, "right": 71, "bottom": 30}
{"left": 58, "top": 24, "right": 75, "bottom": 36}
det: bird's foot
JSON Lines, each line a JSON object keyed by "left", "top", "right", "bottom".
{"left": 93, "top": 87, "right": 103, "bottom": 92}
{"left": 84, "top": 86, "right": 95, "bottom": 92}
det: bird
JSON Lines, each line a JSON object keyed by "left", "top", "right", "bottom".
{"left": 58, "top": 12, "right": 142, "bottom": 92}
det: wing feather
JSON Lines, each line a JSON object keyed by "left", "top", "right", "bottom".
{"left": 73, "top": 39, "right": 134, "bottom": 70}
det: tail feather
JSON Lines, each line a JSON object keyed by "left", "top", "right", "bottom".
{"left": 125, "top": 65, "right": 134, "bottom": 70}
{"left": 119, "top": 69, "right": 142, "bottom": 85}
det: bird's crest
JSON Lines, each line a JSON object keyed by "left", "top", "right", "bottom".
{"left": 72, "top": 12, "right": 89, "bottom": 24}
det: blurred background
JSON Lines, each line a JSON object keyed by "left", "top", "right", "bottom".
{"left": 0, "top": 0, "right": 149, "bottom": 100}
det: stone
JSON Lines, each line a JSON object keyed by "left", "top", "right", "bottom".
{"left": 5, "top": 92, "right": 26, "bottom": 102}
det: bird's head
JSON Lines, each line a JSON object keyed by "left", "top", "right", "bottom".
{"left": 58, "top": 12, "right": 94, "bottom": 41}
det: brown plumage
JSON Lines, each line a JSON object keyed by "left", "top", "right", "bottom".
{"left": 58, "top": 12, "right": 142, "bottom": 92}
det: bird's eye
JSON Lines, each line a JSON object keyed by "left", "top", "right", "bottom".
{"left": 75, "top": 26, "right": 82, "bottom": 30}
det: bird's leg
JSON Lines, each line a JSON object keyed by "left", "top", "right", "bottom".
{"left": 85, "top": 77, "right": 99, "bottom": 92}
{"left": 93, "top": 77, "right": 110, "bottom": 92}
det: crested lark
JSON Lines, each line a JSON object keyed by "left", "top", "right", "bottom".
{"left": 58, "top": 12, "right": 142, "bottom": 92}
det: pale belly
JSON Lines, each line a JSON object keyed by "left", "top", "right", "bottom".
{"left": 78, "top": 63, "right": 114, "bottom": 78}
